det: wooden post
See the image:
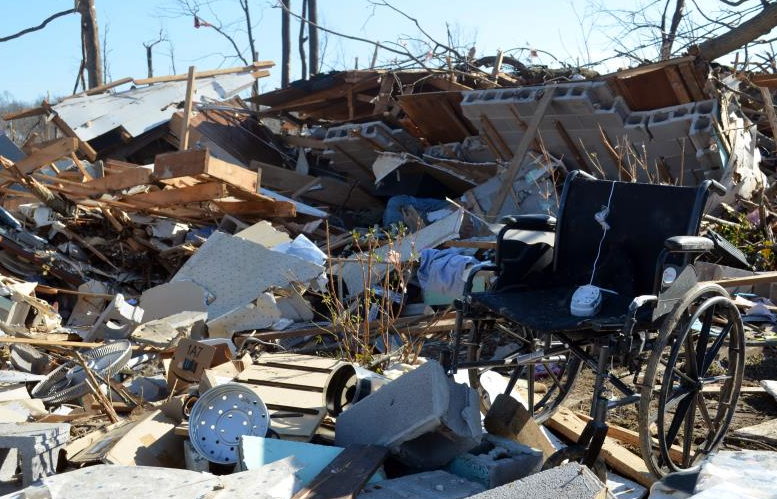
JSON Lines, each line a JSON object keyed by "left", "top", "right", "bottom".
{"left": 486, "top": 86, "right": 556, "bottom": 220}
{"left": 179, "top": 66, "right": 196, "bottom": 151}
{"left": 492, "top": 49, "right": 504, "bottom": 79}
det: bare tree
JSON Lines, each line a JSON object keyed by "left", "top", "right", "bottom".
{"left": 309, "top": 0, "right": 319, "bottom": 75}
{"left": 299, "top": 0, "right": 308, "bottom": 80}
{"left": 660, "top": 0, "right": 686, "bottom": 59}
{"left": 282, "top": 0, "right": 291, "bottom": 87}
{"left": 102, "top": 22, "right": 112, "bottom": 83}
{"left": 143, "top": 28, "right": 168, "bottom": 79}
{"left": 0, "top": 0, "right": 103, "bottom": 89}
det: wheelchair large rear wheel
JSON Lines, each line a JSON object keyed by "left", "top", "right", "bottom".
{"left": 638, "top": 283, "right": 744, "bottom": 477}
{"left": 466, "top": 318, "right": 582, "bottom": 423}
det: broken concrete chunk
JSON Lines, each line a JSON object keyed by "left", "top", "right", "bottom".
{"left": 9, "top": 344, "right": 50, "bottom": 374}
{"left": 206, "top": 293, "right": 283, "bottom": 338}
{"left": 694, "top": 450, "right": 777, "bottom": 497}
{"left": 130, "top": 310, "right": 207, "bottom": 348}
{"left": 358, "top": 471, "right": 484, "bottom": 499}
{"left": 139, "top": 280, "right": 208, "bottom": 323}
{"left": 0, "top": 422, "right": 70, "bottom": 486}
{"left": 732, "top": 418, "right": 777, "bottom": 446}
{"left": 335, "top": 360, "right": 481, "bottom": 469}
{"left": 466, "top": 462, "right": 614, "bottom": 499}
{"left": 444, "top": 433, "right": 543, "bottom": 488}
{"left": 85, "top": 293, "right": 143, "bottom": 341}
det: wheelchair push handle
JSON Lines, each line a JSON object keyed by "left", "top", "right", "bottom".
{"left": 704, "top": 179, "right": 727, "bottom": 196}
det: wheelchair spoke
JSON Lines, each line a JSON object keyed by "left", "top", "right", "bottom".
{"left": 665, "top": 393, "right": 694, "bottom": 447}
{"left": 664, "top": 385, "right": 693, "bottom": 412}
{"left": 541, "top": 361, "right": 565, "bottom": 394}
{"left": 694, "top": 304, "right": 714, "bottom": 376}
{"left": 681, "top": 395, "right": 698, "bottom": 468}
{"left": 696, "top": 392, "right": 716, "bottom": 433}
{"left": 684, "top": 333, "right": 699, "bottom": 379}
{"left": 701, "top": 323, "right": 732, "bottom": 376}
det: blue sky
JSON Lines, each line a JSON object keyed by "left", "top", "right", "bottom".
{"left": 0, "top": 0, "right": 762, "bottom": 102}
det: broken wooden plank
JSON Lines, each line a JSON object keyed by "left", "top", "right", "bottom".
{"left": 14, "top": 138, "right": 78, "bottom": 175}
{"left": 1, "top": 107, "right": 46, "bottom": 121}
{"left": 546, "top": 407, "right": 655, "bottom": 487}
{"left": 154, "top": 148, "right": 258, "bottom": 192}
{"left": 179, "top": 66, "right": 197, "bottom": 151}
{"left": 714, "top": 272, "right": 777, "bottom": 287}
{"left": 291, "top": 445, "right": 388, "bottom": 499}
{"left": 122, "top": 182, "right": 227, "bottom": 208}
{"left": 134, "top": 61, "right": 274, "bottom": 85}
{"left": 41, "top": 101, "right": 98, "bottom": 161}
{"left": 484, "top": 394, "right": 556, "bottom": 459}
{"left": 79, "top": 167, "right": 153, "bottom": 194}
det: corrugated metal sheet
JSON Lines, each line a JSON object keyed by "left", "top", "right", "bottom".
{"left": 52, "top": 73, "right": 256, "bottom": 142}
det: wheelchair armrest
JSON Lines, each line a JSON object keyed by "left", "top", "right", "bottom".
{"left": 664, "top": 236, "right": 714, "bottom": 253}
{"left": 464, "top": 263, "right": 498, "bottom": 296}
{"left": 500, "top": 214, "right": 557, "bottom": 232}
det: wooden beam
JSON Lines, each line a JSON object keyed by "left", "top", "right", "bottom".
{"left": 487, "top": 87, "right": 555, "bottom": 220}
{"left": 713, "top": 272, "right": 777, "bottom": 287}
{"left": 41, "top": 101, "right": 98, "bottom": 162}
{"left": 121, "top": 182, "right": 227, "bottom": 208}
{"left": 442, "top": 240, "right": 496, "bottom": 250}
{"left": 179, "top": 66, "right": 197, "bottom": 151}
{"left": 664, "top": 65, "right": 691, "bottom": 104}
{"left": 154, "top": 148, "right": 258, "bottom": 192}
{"left": 13, "top": 138, "right": 79, "bottom": 175}
{"left": 291, "top": 445, "right": 388, "bottom": 499}
{"left": 546, "top": 408, "right": 655, "bottom": 487}
{"left": 79, "top": 167, "right": 153, "bottom": 194}
{"left": 1, "top": 107, "right": 46, "bottom": 121}
{"left": 484, "top": 394, "right": 556, "bottom": 459}
{"left": 133, "top": 61, "right": 274, "bottom": 85}
{"left": 213, "top": 199, "right": 296, "bottom": 218}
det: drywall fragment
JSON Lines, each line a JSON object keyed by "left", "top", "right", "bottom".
{"left": 139, "top": 280, "right": 208, "bottom": 322}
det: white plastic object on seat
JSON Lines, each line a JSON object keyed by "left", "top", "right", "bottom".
{"left": 570, "top": 284, "right": 603, "bottom": 317}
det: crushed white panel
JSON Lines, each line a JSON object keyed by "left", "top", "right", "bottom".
{"left": 52, "top": 72, "right": 257, "bottom": 142}
{"left": 236, "top": 221, "right": 291, "bottom": 247}
{"left": 206, "top": 293, "right": 283, "bottom": 338}
{"left": 339, "top": 209, "right": 464, "bottom": 297}
{"left": 259, "top": 187, "right": 329, "bottom": 218}
{"left": 139, "top": 280, "right": 209, "bottom": 322}
{"left": 173, "top": 231, "right": 323, "bottom": 320}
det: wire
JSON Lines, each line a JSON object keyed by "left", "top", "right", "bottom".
{"left": 589, "top": 180, "right": 616, "bottom": 286}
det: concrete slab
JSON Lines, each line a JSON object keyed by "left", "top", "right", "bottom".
{"left": 358, "top": 471, "right": 484, "bottom": 499}
{"left": 139, "top": 280, "right": 208, "bottom": 322}
{"left": 466, "top": 462, "right": 614, "bottom": 499}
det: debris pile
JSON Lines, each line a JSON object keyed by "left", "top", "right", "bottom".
{"left": 0, "top": 50, "right": 775, "bottom": 499}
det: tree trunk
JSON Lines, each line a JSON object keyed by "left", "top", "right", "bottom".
{"left": 695, "top": 2, "right": 777, "bottom": 61}
{"left": 299, "top": 0, "right": 308, "bottom": 80}
{"left": 77, "top": 0, "right": 103, "bottom": 89}
{"left": 308, "top": 0, "right": 318, "bottom": 76}
{"left": 282, "top": 0, "right": 291, "bottom": 87}
{"left": 660, "top": 0, "right": 685, "bottom": 60}
{"left": 146, "top": 45, "right": 153, "bottom": 79}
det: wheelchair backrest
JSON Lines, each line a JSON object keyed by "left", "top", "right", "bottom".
{"left": 553, "top": 171, "right": 709, "bottom": 297}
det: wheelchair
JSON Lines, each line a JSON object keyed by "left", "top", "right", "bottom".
{"left": 447, "top": 170, "right": 746, "bottom": 478}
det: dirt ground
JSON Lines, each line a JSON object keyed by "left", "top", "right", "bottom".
{"left": 561, "top": 345, "right": 777, "bottom": 454}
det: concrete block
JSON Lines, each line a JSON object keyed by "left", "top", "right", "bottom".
{"left": 445, "top": 433, "right": 543, "bottom": 488}
{"left": 358, "top": 471, "right": 484, "bottom": 499}
{"left": 647, "top": 104, "right": 693, "bottom": 141}
{"left": 0, "top": 422, "right": 70, "bottom": 486}
{"left": 466, "top": 462, "right": 614, "bottom": 499}
{"left": 334, "top": 360, "right": 481, "bottom": 469}
{"left": 690, "top": 113, "right": 716, "bottom": 150}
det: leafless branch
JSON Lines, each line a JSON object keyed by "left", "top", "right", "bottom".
{"left": 0, "top": 8, "right": 77, "bottom": 43}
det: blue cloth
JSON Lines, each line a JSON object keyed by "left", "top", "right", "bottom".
{"left": 383, "top": 195, "right": 450, "bottom": 227}
{"left": 417, "top": 248, "right": 479, "bottom": 297}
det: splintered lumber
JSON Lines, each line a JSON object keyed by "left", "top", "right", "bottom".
{"left": 1, "top": 107, "right": 46, "bottom": 121}
{"left": 179, "top": 66, "right": 197, "bottom": 151}
{"left": 133, "top": 61, "right": 274, "bottom": 85}
{"left": 213, "top": 199, "right": 296, "bottom": 218}
{"left": 291, "top": 445, "right": 388, "bottom": 499}
{"left": 122, "top": 182, "right": 227, "bottom": 208}
{"left": 154, "top": 149, "right": 258, "bottom": 192}
{"left": 78, "top": 167, "right": 153, "bottom": 194}
{"left": 14, "top": 138, "right": 78, "bottom": 175}
{"left": 546, "top": 407, "right": 655, "bottom": 487}
{"left": 41, "top": 101, "right": 98, "bottom": 161}
{"left": 484, "top": 394, "right": 555, "bottom": 459}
